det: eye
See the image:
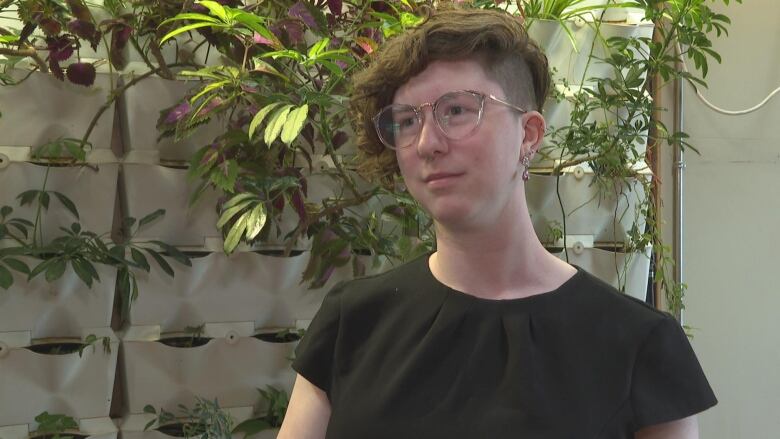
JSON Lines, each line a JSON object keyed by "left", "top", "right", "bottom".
{"left": 446, "top": 106, "right": 465, "bottom": 116}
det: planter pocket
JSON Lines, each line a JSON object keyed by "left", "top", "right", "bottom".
{"left": 0, "top": 329, "right": 119, "bottom": 426}
{"left": 0, "top": 256, "right": 116, "bottom": 339}
{"left": 526, "top": 170, "right": 648, "bottom": 244}
{"left": 0, "top": 162, "right": 119, "bottom": 244}
{"left": 119, "top": 76, "right": 223, "bottom": 163}
{"left": 552, "top": 244, "right": 652, "bottom": 301}
{"left": 121, "top": 330, "right": 298, "bottom": 415}
{"left": 128, "top": 251, "right": 332, "bottom": 331}
{"left": 527, "top": 19, "right": 653, "bottom": 86}
{"left": 120, "top": 164, "right": 220, "bottom": 247}
{"left": 0, "top": 416, "right": 117, "bottom": 439}
{"left": 0, "top": 70, "right": 117, "bottom": 157}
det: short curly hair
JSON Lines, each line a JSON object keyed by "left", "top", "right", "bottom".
{"left": 349, "top": 7, "right": 550, "bottom": 186}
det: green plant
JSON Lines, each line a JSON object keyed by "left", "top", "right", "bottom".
{"left": 32, "top": 411, "right": 78, "bottom": 439}
{"left": 144, "top": 398, "right": 234, "bottom": 438}
{"left": 0, "top": 158, "right": 191, "bottom": 323}
{"left": 532, "top": 0, "right": 741, "bottom": 313}
{"left": 231, "top": 386, "right": 290, "bottom": 436}
{"left": 155, "top": 0, "right": 434, "bottom": 285}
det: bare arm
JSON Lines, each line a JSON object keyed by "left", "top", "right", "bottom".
{"left": 278, "top": 374, "right": 331, "bottom": 439}
{"left": 636, "top": 415, "right": 699, "bottom": 439}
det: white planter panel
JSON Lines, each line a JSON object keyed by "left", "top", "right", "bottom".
{"left": 537, "top": 85, "right": 649, "bottom": 168}
{"left": 119, "top": 407, "right": 277, "bottom": 439}
{"left": 525, "top": 171, "right": 648, "bottom": 244}
{"left": 0, "top": 70, "right": 117, "bottom": 154}
{"left": 526, "top": 19, "right": 653, "bottom": 86}
{"left": 121, "top": 335, "right": 297, "bottom": 414}
{"left": 120, "top": 76, "right": 223, "bottom": 163}
{"left": 127, "top": 249, "right": 379, "bottom": 332}
{"left": 120, "top": 164, "right": 220, "bottom": 246}
{"left": 0, "top": 256, "right": 116, "bottom": 339}
{"left": 0, "top": 329, "right": 119, "bottom": 426}
{"left": 0, "top": 417, "right": 117, "bottom": 439}
{"left": 0, "top": 162, "right": 119, "bottom": 242}
{"left": 553, "top": 245, "right": 651, "bottom": 301}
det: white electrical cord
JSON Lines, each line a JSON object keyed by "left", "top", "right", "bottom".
{"left": 677, "top": 42, "right": 780, "bottom": 116}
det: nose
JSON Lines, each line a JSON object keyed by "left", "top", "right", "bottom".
{"left": 414, "top": 105, "right": 448, "bottom": 158}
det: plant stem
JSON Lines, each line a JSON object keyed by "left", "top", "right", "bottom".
{"left": 0, "top": 46, "right": 48, "bottom": 72}
{"left": 78, "top": 62, "right": 195, "bottom": 150}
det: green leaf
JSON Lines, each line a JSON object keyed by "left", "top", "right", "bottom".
{"left": 45, "top": 259, "right": 67, "bottom": 282}
{"left": 307, "top": 37, "right": 330, "bottom": 59}
{"left": 145, "top": 248, "right": 174, "bottom": 277}
{"left": 190, "top": 80, "right": 230, "bottom": 105}
{"left": 3, "top": 257, "right": 30, "bottom": 275}
{"left": 197, "top": 0, "right": 229, "bottom": 22}
{"left": 223, "top": 212, "right": 249, "bottom": 253}
{"left": 0, "top": 264, "right": 12, "bottom": 289}
{"left": 17, "top": 190, "right": 38, "bottom": 206}
{"left": 160, "top": 22, "right": 227, "bottom": 44}
{"left": 222, "top": 193, "right": 257, "bottom": 210}
{"left": 50, "top": 192, "right": 80, "bottom": 219}
{"left": 39, "top": 192, "right": 50, "bottom": 210}
{"left": 0, "top": 205, "right": 11, "bottom": 218}
{"left": 139, "top": 209, "right": 165, "bottom": 228}
{"left": 245, "top": 203, "right": 267, "bottom": 240}
{"left": 143, "top": 404, "right": 157, "bottom": 415}
{"left": 249, "top": 102, "right": 282, "bottom": 140}
{"left": 130, "top": 247, "right": 151, "bottom": 272}
{"left": 217, "top": 200, "right": 253, "bottom": 229}
{"left": 165, "top": 12, "right": 221, "bottom": 23}
{"left": 264, "top": 104, "right": 294, "bottom": 146}
{"left": 150, "top": 241, "right": 191, "bottom": 267}
{"left": 252, "top": 59, "right": 289, "bottom": 81}
{"left": 0, "top": 35, "right": 20, "bottom": 43}
{"left": 280, "top": 104, "right": 309, "bottom": 145}
{"left": 71, "top": 258, "right": 96, "bottom": 288}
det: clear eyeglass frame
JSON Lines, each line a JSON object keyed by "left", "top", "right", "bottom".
{"left": 372, "top": 89, "right": 527, "bottom": 151}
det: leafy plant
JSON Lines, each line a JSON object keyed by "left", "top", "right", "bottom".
{"left": 144, "top": 398, "right": 234, "bottom": 439}
{"left": 527, "top": 0, "right": 741, "bottom": 313}
{"left": 32, "top": 411, "right": 79, "bottom": 439}
{"left": 0, "top": 162, "right": 191, "bottom": 323}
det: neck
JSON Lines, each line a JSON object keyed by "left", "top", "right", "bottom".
{"left": 430, "top": 191, "right": 573, "bottom": 300}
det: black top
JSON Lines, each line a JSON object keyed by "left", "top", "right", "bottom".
{"left": 292, "top": 254, "right": 717, "bottom": 438}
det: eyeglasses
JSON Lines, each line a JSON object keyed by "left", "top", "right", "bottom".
{"left": 372, "top": 90, "right": 527, "bottom": 150}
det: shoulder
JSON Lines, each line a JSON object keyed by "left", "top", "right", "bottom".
{"left": 329, "top": 253, "right": 433, "bottom": 313}
{"left": 559, "top": 266, "right": 677, "bottom": 342}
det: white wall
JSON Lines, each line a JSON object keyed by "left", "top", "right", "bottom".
{"left": 673, "top": 1, "right": 780, "bottom": 437}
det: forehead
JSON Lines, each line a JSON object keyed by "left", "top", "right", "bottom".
{"left": 393, "top": 59, "right": 503, "bottom": 105}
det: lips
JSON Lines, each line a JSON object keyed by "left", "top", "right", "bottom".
{"left": 423, "top": 172, "right": 464, "bottom": 184}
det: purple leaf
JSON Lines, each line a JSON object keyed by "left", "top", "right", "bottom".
{"left": 40, "top": 18, "right": 61, "bottom": 37}
{"left": 253, "top": 32, "right": 275, "bottom": 46}
{"left": 291, "top": 190, "right": 306, "bottom": 222}
{"left": 196, "top": 97, "right": 224, "bottom": 117}
{"left": 109, "top": 24, "right": 132, "bottom": 70}
{"left": 327, "top": 0, "right": 342, "bottom": 15}
{"left": 332, "top": 131, "right": 348, "bottom": 150}
{"left": 289, "top": 1, "right": 318, "bottom": 31}
{"left": 164, "top": 101, "right": 192, "bottom": 124}
{"left": 67, "top": 19, "right": 95, "bottom": 41}
{"left": 47, "top": 36, "right": 74, "bottom": 61}
{"left": 66, "top": 62, "right": 96, "bottom": 86}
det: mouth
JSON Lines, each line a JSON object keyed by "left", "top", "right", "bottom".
{"left": 424, "top": 172, "right": 464, "bottom": 184}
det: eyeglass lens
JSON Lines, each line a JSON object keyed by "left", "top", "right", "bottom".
{"left": 376, "top": 91, "right": 483, "bottom": 149}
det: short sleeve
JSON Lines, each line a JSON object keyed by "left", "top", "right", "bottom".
{"left": 292, "top": 282, "right": 344, "bottom": 395}
{"left": 630, "top": 315, "right": 718, "bottom": 429}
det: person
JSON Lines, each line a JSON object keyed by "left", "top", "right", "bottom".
{"left": 278, "top": 7, "right": 716, "bottom": 439}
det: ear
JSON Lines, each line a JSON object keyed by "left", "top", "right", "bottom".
{"left": 520, "top": 111, "right": 546, "bottom": 159}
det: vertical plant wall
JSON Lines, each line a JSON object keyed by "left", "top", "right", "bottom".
{"left": 0, "top": 0, "right": 739, "bottom": 436}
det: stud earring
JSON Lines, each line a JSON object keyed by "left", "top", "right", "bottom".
{"left": 521, "top": 154, "right": 531, "bottom": 181}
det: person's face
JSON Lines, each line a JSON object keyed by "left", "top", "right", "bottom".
{"left": 391, "top": 59, "right": 543, "bottom": 229}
